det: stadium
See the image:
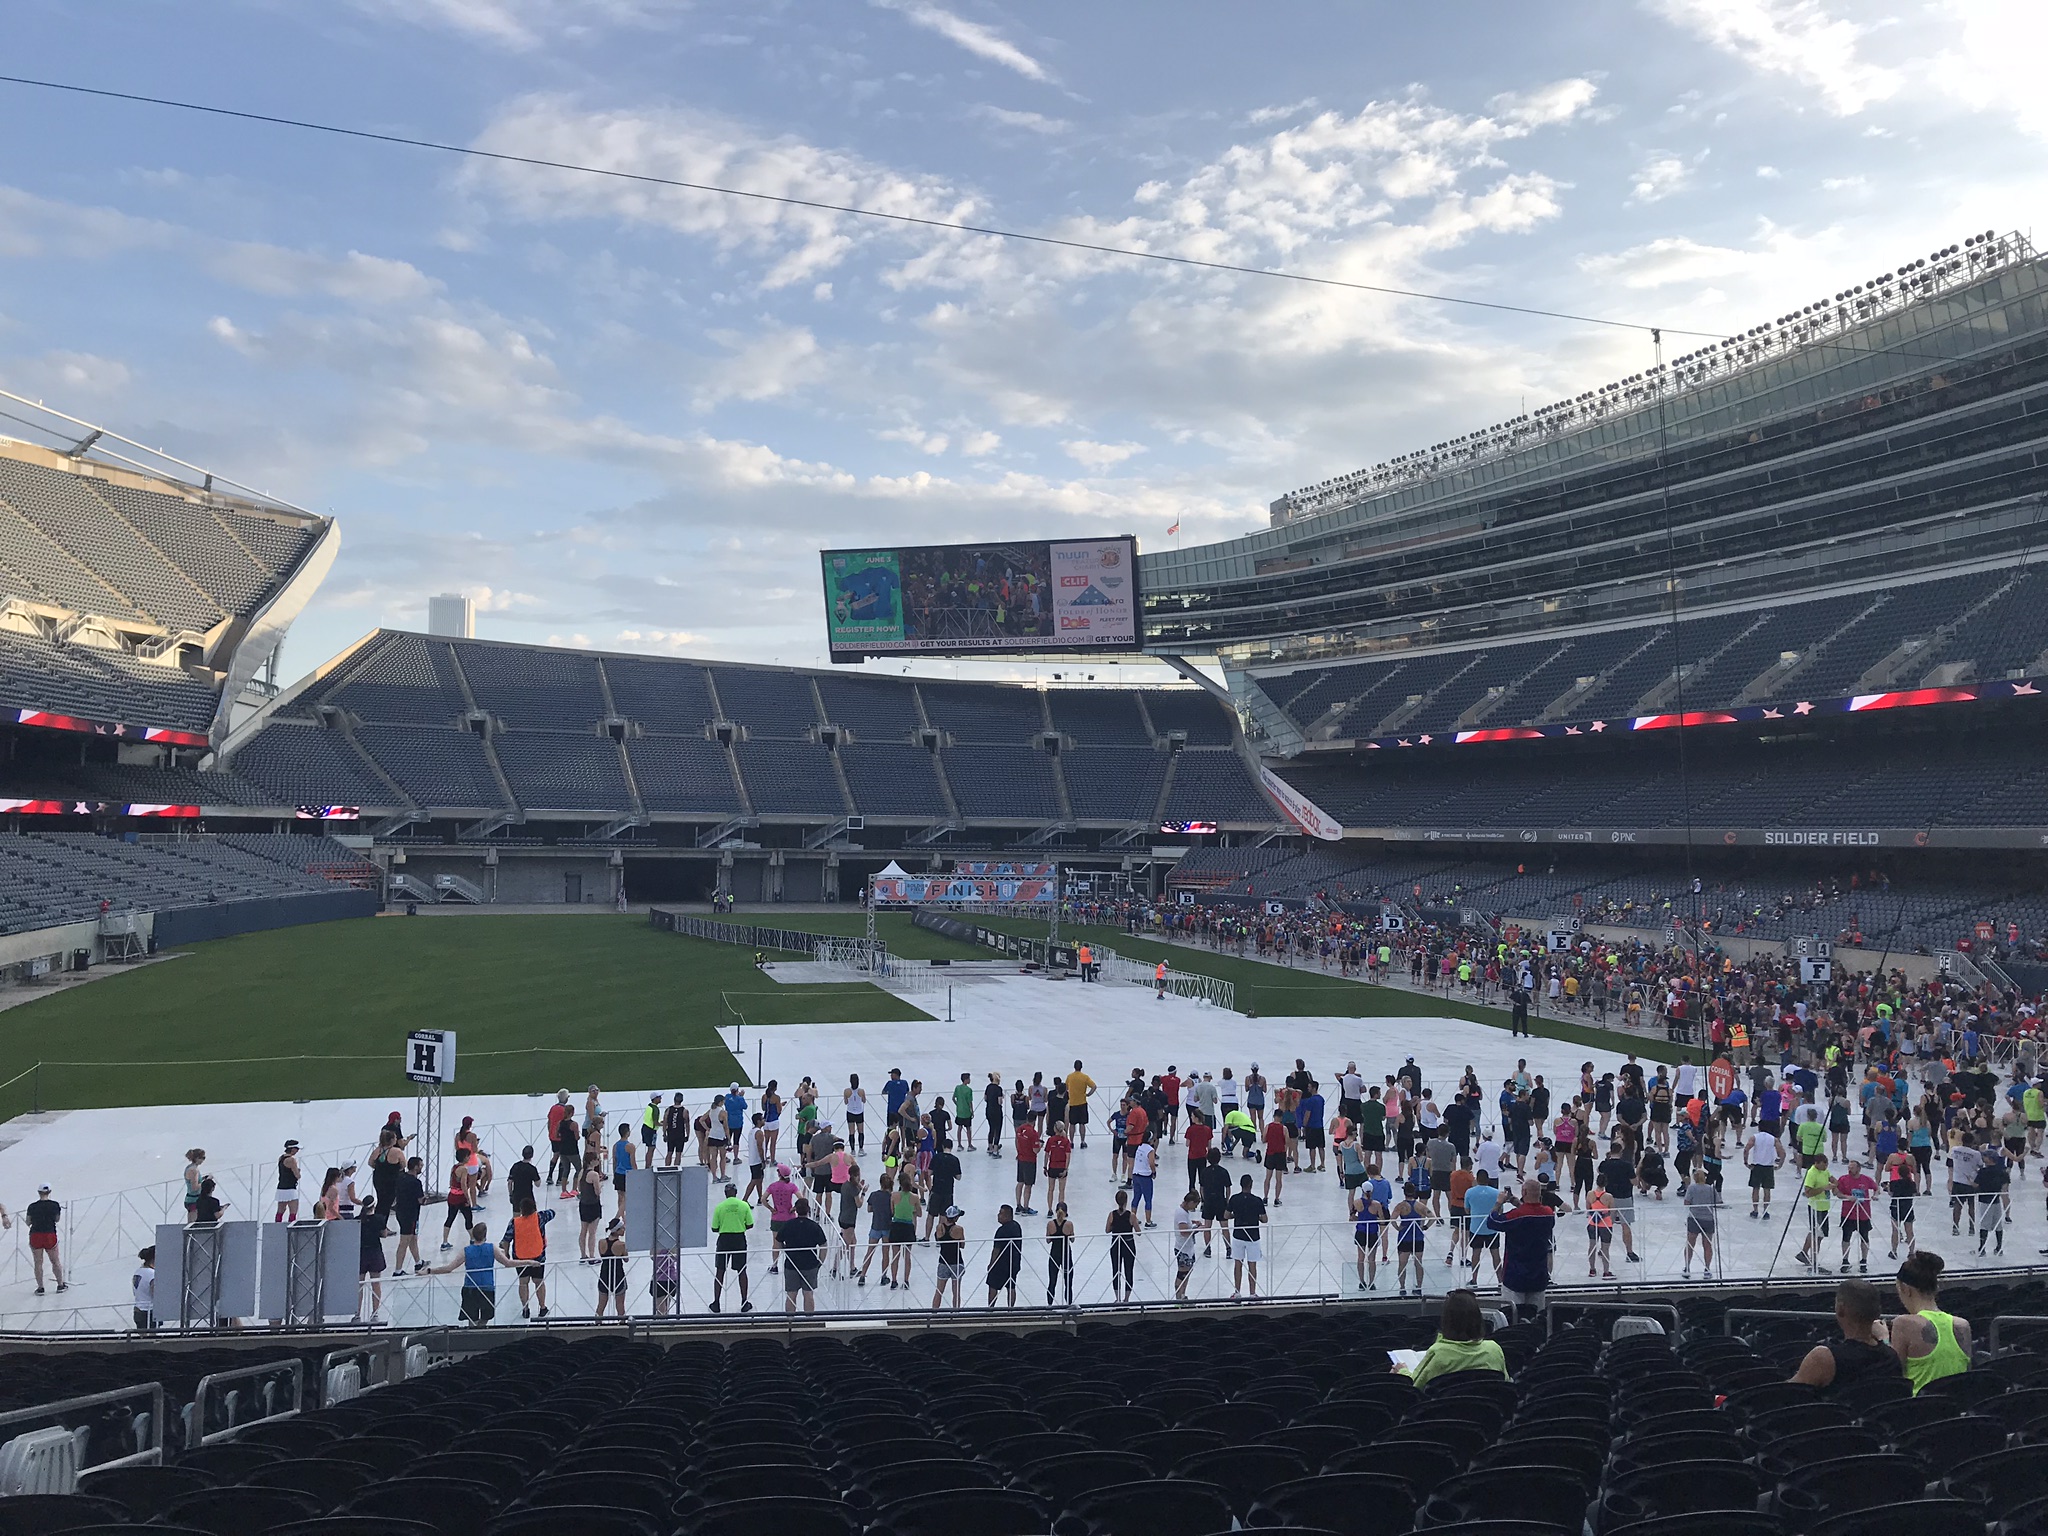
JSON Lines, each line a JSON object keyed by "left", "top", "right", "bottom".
{"left": 3, "top": 100, "right": 2048, "bottom": 1536}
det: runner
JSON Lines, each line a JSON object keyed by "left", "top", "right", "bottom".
{"left": 273, "top": 1140, "right": 302, "bottom": 1223}
{"left": 1352, "top": 1177, "right": 1387, "bottom": 1292}
{"left": 1788, "top": 1279, "right": 1905, "bottom": 1392}
{"left": 1392, "top": 1181, "right": 1430, "bottom": 1297}
{"left": 709, "top": 1180, "right": 755, "bottom": 1314}
{"left": 929, "top": 1212, "right": 966, "bottom": 1318}
{"left": 1836, "top": 1157, "right": 1878, "bottom": 1273}
{"left": 1680, "top": 1165, "right": 1719, "bottom": 1280}
{"left": 1045, "top": 1202, "right": 1075, "bottom": 1305}
{"left": 1106, "top": 1190, "right": 1138, "bottom": 1302}
{"left": 987, "top": 1204, "right": 1023, "bottom": 1307}
{"left": 1227, "top": 1174, "right": 1267, "bottom": 1299}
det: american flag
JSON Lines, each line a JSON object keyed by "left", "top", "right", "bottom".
{"left": 1165, "top": 520, "right": 1180, "bottom": 535}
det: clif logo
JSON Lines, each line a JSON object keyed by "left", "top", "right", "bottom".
{"left": 1060, "top": 574, "right": 1092, "bottom": 587}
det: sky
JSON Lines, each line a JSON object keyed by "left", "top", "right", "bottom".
{"left": 0, "top": 0, "right": 2044, "bottom": 687}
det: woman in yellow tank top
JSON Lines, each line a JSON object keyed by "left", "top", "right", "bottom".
{"left": 1892, "top": 1250, "right": 1972, "bottom": 1393}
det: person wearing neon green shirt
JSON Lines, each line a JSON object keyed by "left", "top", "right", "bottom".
{"left": 1408, "top": 1289, "right": 1507, "bottom": 1390}
{"left": 710, "top": 1181, "right": 755, "bottom": 1314}
{"left": 1893, "top": 1250, "right": 1972, "bottom": 1393}
{"left": 2026, "top": 1084, "right": 2046, "bottom": 1158}
{"left": 1795, "top": 1154, "right": 1833, "bottom": 1270}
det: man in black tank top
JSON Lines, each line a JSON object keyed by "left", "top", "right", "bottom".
{"left": 1787, "top": 1278, "right": 1903, "bottom": 1392}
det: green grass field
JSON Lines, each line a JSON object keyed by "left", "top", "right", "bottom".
{"left": 725, "top": 909, "right": 1687, "bottom": 1065}
{"left": 0, "top": 914, "right": 931, "bottom": 1117}
{"left": 704, "top": 910, "right": 989, "bottom": 961}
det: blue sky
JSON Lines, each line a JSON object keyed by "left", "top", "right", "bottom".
{"left": 0, "top": 0, "right": 2041, "bottom": 683}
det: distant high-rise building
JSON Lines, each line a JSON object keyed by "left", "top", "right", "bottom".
{"left": 428, "top": 593, "right": 475, "bottom": 638}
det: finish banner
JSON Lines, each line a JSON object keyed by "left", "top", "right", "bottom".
{"left": 871, "top": 873, "right": 1056, "bottom": 904}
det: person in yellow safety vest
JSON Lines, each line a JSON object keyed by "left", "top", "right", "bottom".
{"left": 1155, "top": 961, "right": 1168, "bottom": 1000}
{"left": 1078, "top": 944, "right": 1094, "bottom": 983}
{"left": 1731, "top": 1020, "right": 1751, "bottom": 1055}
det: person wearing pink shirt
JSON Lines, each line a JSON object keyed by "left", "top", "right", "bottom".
{"left": 1835, "top": 1158, "right": 1879, "bottom": 1274}
{"left": 764, "top": 1165, "right": 802, "bottom": 1273}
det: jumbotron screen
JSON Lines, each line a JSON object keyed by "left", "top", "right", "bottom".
{"left": 822, "top": 536, "right": 1141, "bottom": 661}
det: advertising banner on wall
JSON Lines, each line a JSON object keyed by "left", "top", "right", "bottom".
{"left": 1257, "top": 765, "right": 1344, "bottom": 841}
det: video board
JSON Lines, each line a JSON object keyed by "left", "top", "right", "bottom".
{"left": 822, "top": 536, "right": 1141, "bottom": 661}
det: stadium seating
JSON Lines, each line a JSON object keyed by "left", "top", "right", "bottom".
{"left": 241, "top": 632, "right": 1270, "bottom": 827}
{"left": 0, "top": 630, "right": 221, "bottom": 734}
{"left": 944, "top": 745, "right": 1061, "bottom": 820}
{"left": 710, "top": 667, "right": 822, "bottom": 738}
{"left": 625, "top": 737, "right": 744, "bottom": 816}
{"left": 1063, "top": 746, "right": 1170, "bottom": 823}
{"left": 919, "top": 682, "right": 1049, "bottom": 743}
{"left": 228, "top": 724, "right": 396, "bottom": 807}
{"left": 0, "top": 830, "right": 364, "bottom": 932}
{"left": 352, "top": 726, "right": 501, "bottom": 808}
{"left": 1252, "top": 564, "right": 2048, "bottom": 742}
{"left": 458, "top": 644, "right": 606, "bottom": 730}
{"left": 1047, "top": 689, "right": 1154, "bottom": 747}
{"left": 493, "top": 732, "right": 632, "bottom": 812}
{"left": 11, "top": 1277, "right": 2048, "bottom": 1536}
{"left": 837, "top": 742, "right": 948, "bottom": 819}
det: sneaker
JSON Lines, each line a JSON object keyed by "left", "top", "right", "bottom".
{"left": 741, "top": 1301, "right": 753, "bottom": 1313}
{"left": 521, "top": 1306, "right": 532, "bottom": 1320}
{"left": 33, "top": 1287, "right": 43, "bottom": 1296}
{"left": 440, "top": 1242, "right": 453, "bottom": 1251}
{"left": 537, "top": 1307, "right": 548, "bottom": 1319}
{"left": 1625, "top": 1252, "right": 1641, "bottom": 1263}
{"left": 709, "top": 1299, "right": 721, "bottom": 1313}
{"left": 1681, "top": 1267, "right": 1691, "bottom": 1279}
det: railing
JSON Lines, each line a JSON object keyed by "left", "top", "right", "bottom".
{"left": 1276, "top": 229, "right": 2034, "bottom": 519}
{"left": 649, "top": 908, "right": 846, "bottom": 956}
{"left": 2, "top": 1382, "right": 164, "bottom": 1475}
{"left": 319, "top": 1339, "right": 401, "bottom": 1402}
{"left": 1987, "top": 1315, "right": 2048, "bottom": 1357}
{"left": 192, "top": 1357, "right": 303, "bottom": 1445}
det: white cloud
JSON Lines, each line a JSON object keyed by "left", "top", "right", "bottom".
{"left": 972, "top": 105, "right": 1071, "bottom": 135}
{"left": 959, "top": 430, "right": 1001, "bottom": 457}
{"left": 0, "top": 349, "right": 133, "bottom": 402}
{"left": 879, "top": 425, "right": 951, "bottom": 454}
{"left": 464, "top": 586, "right": 540, "bottom": 611}
{"left": 204, "top": 245, "right": 440, "bottom": 306}
{"left": 697, "top": 325, "right": 828, "bottom": 406}
{"left": 1489, "top": 78, "right": 1602, "bottom": 129}
{"left": 1630, "top": 155, "right": 1692, "bottom": 204}
{"left": 1820, "top": 174, "right": 1868, "bottom": 192}
{"left": 1062, "top": 439, "right": 1145, "bottom": 469}
{"left": 1929, "top": 0, "right": 2048, "bottom": 139}
{"left": 465, "top": 96, "right": 978, "bottom": 289}
{"left": 348, "top": 0, "right": 683, "bottom": 50}
{"left": 869, "top": 0, "right": 1050, "bottom": 82}
{"left": 1578, "top": 234, "right": 1768, "bottom": 291}
{"left": 1642, "top": 0, "right": 1901, "bottom": 115}
{"left": 1756, "top": 165, "right": 1781, "bottom": 178}
{"left": 1247, "top": 98, "right": 1320, "bottom": 126}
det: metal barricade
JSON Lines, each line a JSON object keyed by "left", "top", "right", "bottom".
{"left": 320, "top": 1340, "right": 401, "bottom": 1403}
{"left": 1988, "top": 1315, "right": 2048, "bottom": 1357}
{"left": 1544, "top": 1298, "right": 1683, "bottom": 1337}
{"left": 192, "top": 1358, "right": 304, "bottom": 1445}
{"left": 1723, "top": 1306, "right": 1835, "bottom": 1336}
{"left": 0, "top": 1382, "right": 165, "bottom": 1475}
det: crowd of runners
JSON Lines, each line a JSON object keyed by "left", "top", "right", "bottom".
{"left": 1069, "top": 895, "right": 2041, "bottom": 1062}
{"left": 76, "top": 986, "right": 2044, "bottom": 1328}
